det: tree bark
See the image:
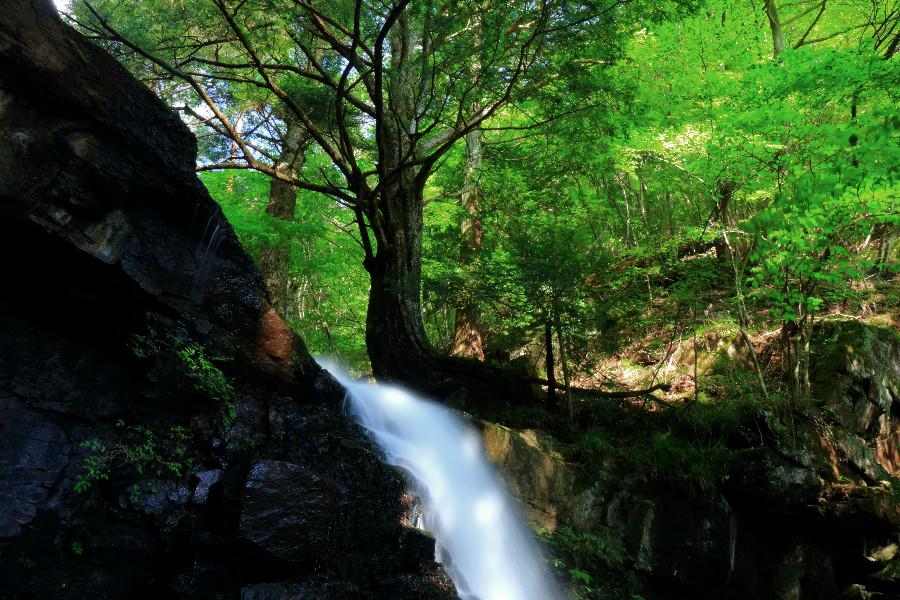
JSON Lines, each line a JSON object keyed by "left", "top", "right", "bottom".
{"left": 364, "top": 157, "right": 434, "bottom": 381}
{"left": 452, "top": 128, "right": 486, "bottom": 360}
{"left": 258, "top": 116, "right": 310, "bottom": 320}
{"left": 692, "top": 308, "right": 699, "bottom": 404}
{"left": 363, "top": 17, "right": 433, "bottom": 382}
{"left": 364, "top": 205, "right": 537, "bottom": 405}
{"left": 225, "top": 109, "right": 246, "bottom": 194}
{"left": 617, "top": 174, "right": 634, "bottom": 246}
{"left": 765, "top": 0, "right": 786, "bottom": 58}
{"left": 637, "top": 169, "right": 649, "bottom": 230}
{"left": 545, "top": 320, "right": 557, "bottom": 409}
{"left": 714, "top": 179, "right": 736, "bottom": 260}
{"left": 362, "top": 163, "right": 535, "bottom": 405}
{"left": 555, "top": 314, "right": 573, "bottom": 423}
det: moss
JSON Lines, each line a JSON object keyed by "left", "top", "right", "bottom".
{"left": 815, "top": 319, "right": 900, "bottom": 361}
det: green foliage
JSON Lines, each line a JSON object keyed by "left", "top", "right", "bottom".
{"left": 568, "top": 365, "right": 778, "bottom": 491}
{"left": 577, "top": 428, "right": 614, "bottom": 457}
{"left": 176, "top": 342, "right": 236, "bottom": 426}
{"left": 130, "top": 323, "right": 236, "bottom": 427}
{"left": 129, "top": 324, "right": 163, "bottom": 360}
{"left": 633, "top": 431, "right": 732, "bottom": 491}
{"left": 73, "top": 422, "right": 193, "bottom": 500}
{"left": 177, "top": 343, "right": 233, "bottom": 400}
{"left": 571, "top": 414, "right": 735, "bottom": 492}
{"left": 535, "top": 525, "right": 640, "bottom": 599}
{"left": 73, "top": 439, "right": 108, "bottom": 494}
{"left": 200, "top": 170, "right": 371, "bottom": 371}
{"left": 744, "top": 95, "right": 898, "bottom": 325}
{"left": 78, "top": 0, "right": 897, "bottom": 413}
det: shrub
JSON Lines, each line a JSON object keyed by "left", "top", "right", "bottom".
{"left": 73, "top": 421, "right": 193, "bottom": 501}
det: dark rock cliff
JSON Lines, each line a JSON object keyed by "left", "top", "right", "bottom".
{"left": 0, "top": 2, "right": 452, "bottom": 598}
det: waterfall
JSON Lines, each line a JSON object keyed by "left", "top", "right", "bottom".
{"left": 326, "top": 366, "right": 563, "bottom": 600}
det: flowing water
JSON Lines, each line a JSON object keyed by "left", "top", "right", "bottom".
{"left": 326, "top": 365, "right": 563, "bottom": 600}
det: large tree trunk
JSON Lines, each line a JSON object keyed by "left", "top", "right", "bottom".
{"left": 554, "top": 312, "right": 573, "bottom": 424}
{"left": 258, "top": 117, "right": 309, "bottom": 320}
{"left": 364, "top": 175, "right": 436, "bottom": 382}
{"left": 362, "top": 15, "right": 532, "bottom": 404}
{"left": 364, "top": 17, "right": 433, "bottom": 383}
{"left": 364, "top": 178, "right": 533, "bottom": 405}
{"left": 544, "top": 320, "right": 556, "bottom": 409}
{"left": 452, "top": 128, "right": 486, "bottom": 360}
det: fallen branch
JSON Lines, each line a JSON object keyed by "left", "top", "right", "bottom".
{"left": 526, "top": 378, "right": 671, "bottom": 400}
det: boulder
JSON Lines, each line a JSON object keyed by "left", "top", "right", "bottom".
{"left": 240, "top": 460, "right": 333, "bottom": 562}
{"left": 479, "top": 421, "right": 579, "bottom": 529}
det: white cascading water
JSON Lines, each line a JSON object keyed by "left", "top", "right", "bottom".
{"left": 325, "top": 364, "right": 563, "bottom": 600}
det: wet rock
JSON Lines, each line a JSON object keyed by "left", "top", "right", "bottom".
{"left": 241, "top": 583, "right": 307, "bottom": 600}
{"left": 728, "top": 447, "right": 825, "bottom": 513}
{"left": 376, "top": 573, "right": 459, "bottom": 599}
{"left": 191, "top": 469, "right": 224, "bottom": 505}
{"left": 241, "top": 581, "right": 358, "bottom": 600}
{"left": 240, "top": 460, "right": 333, "bottom": 562}
{"left": 395, "top": 526, "right": 439, "bottom": 571}
{"left": 171, "top": 562, "right": 234, "bottom": 600}
{"left": 0, "top": 399, "right": 70, "bottom": 537}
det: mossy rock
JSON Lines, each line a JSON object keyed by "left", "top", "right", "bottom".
{"left": 811, "top": 320, "right": 900, "bottom": 424}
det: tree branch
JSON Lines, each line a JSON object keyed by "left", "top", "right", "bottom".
{"left": 525, "top": 378, "right": 673, "bottom": 400}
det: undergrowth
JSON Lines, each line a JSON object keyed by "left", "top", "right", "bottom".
{"left": 534, "top": 524, "right": 643, "bottom": 600}
{"left": 130, "top": 322, "right": 236, "bottom": 426}
{"left": 520, "top": 356, "right": 781, "bottom": 493}
{"left": 74, "top": 421, "right": 193, "bottom": 501}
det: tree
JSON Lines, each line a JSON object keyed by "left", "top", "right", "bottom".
{"left": 73, "top": 0, "right": 631, "bottom": 393}
{"left": 759, "top": 0, "right": 899, "bottom": 59}
{"left": 72, "top": 0, "right": 899, "bottom": 415}
{"left": 740, "top": 47, "right": 899, "bottom": 401}
{"left": 452, "top": 127, "right": 486, "bottom": 361}
{"left": 202, "top": 169, "right": 373, "bottom": 370}
{"left": 420, "top": 0, "right": 898, "bottom": 407}
{"left": 259, "top": 113, "right": 311, "bottom": 319}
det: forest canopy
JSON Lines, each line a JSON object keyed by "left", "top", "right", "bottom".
{"left": 66, "top": 0, "right": 899, "bottom": 407}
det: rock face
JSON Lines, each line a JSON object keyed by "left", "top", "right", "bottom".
{"left": 480, "top": 423, "right": 578, "bottom": 530}
{"left": 480, "top": 321, "right": 900, "bottom": 600}
{"left": 813, "top": 321, "right": 900, "bottom": 478}
{"left": 0, "top": 2, "right": 452, "bottom": 598}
